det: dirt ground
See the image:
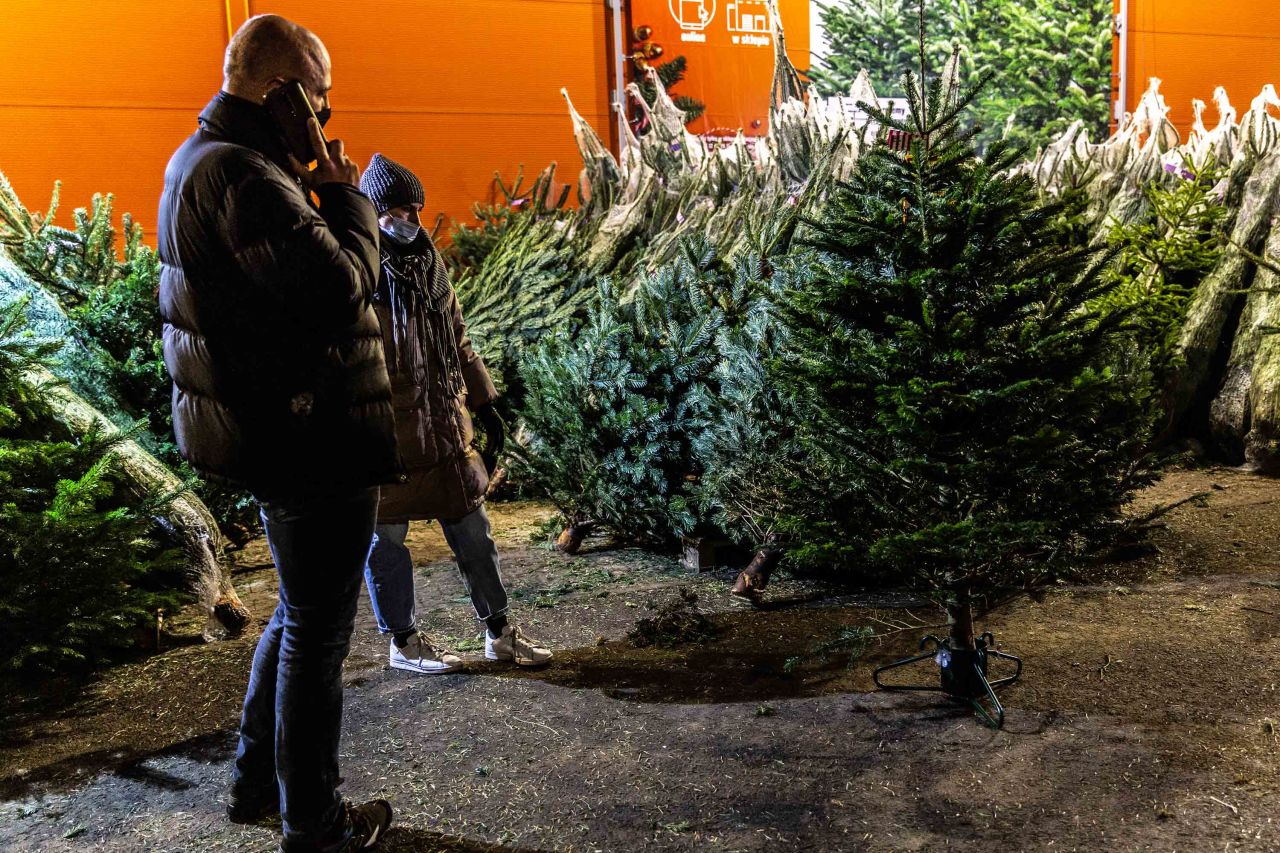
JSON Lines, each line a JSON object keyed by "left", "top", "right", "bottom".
{"left": 2, "top": 470, "right": 1279, "bottom": 852}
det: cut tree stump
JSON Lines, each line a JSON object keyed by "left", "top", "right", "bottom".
{"left": 27, "top": 364, "right": 251, "bottom": 641}
{"left": 556, "top": 520, "right": 596, "bottom": 555}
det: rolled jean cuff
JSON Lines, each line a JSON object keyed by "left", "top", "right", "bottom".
{"left": 475, "top": 604, "right": 509, "bottom": 623}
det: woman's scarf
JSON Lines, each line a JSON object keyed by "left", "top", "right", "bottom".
{"left": 378, "top": 235, "right": 465, "bottom": 450}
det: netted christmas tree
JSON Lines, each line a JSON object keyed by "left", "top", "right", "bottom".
{"left": 447, "top": 165, "right": 573, "bottom": 274}
{"left": 771, "top": 35, "right": 1160, "bottom": 663}
{"left": 0, "top": 296, "right": 185, "bottom": 672}
{"left": 1095, "top": 158, "right": 1229, "bottom": 442}
{"left": 450, "top": 165, "right": 598, "bottom": 400}
{"left": 635, "top": 55, "right": 706, "bottom": 127}
{"left": 450, "top": 9, "right": 870, "bottom": 415}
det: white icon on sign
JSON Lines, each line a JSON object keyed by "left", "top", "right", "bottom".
{"left": 669, "top": 0, "right": 716, "bottom": 31}
{"left": 727, "top": 0, "right": 770, "bottom": 33}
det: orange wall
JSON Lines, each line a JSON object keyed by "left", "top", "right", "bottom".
{"left": 0, "top": 1, "right": 610, "bottom": 243}
{"left": 628, "top": 0, "right": 810, "bottom": 136}
{"left": 1118, "top": 0, "right": 1280, "bottom": 136}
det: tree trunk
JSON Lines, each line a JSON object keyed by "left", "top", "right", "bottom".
{"left": 27, "top": 364, "right": 251, "bottom": 641}
{"left": 483, "top": 465, "right": 509, "bottom": 500}
{"left": 947, "top": 593, "right": 976, "bottom": 651}
{"left": 1245, "top": 235, "right": 1280, "bottom": 470}
{"left": 1171, "top": 149, "right": 1280, "bottom": 431}
{"left": 1211, "top": 218, "right": 1280, "bottom": 457}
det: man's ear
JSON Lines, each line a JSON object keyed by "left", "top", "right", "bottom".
{"left": 262, "top": 77, "right": 288, "bottom": 101}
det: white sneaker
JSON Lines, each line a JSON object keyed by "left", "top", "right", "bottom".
{"left": 389, "top": 632, "right": 464, "bottom": 674}
{"left": 485, "top": 625, "right": 553, "bottom": 667}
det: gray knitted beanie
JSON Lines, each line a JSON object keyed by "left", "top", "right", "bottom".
{"left": 360, "top": 153, "right": 425, "bottom": 214}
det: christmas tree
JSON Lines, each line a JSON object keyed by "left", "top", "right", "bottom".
{"left": 688, "top": 262, "right": 795, "bottom": 575}
{"left": 1098, "top": 159, "right": 1228, "bottom": 441}
{"left": 0, "top": 173, "right": 258, "bottom": 540}
{"left": 812, "top": 0, "right": 936, "bottom": 98}
{"left": 513, "top": 241, "right": 735, "bottom": 551}
{"left": 0, "top": 178, "right": 251, "bottom": 635}
{"left": 635, "top": 55, "right": 706, "bottom": 128}
{"left": 450, "top": 165, "right": 597, "bottom": 401}
{"left": 447, "top": 166, "right": 572, "bottom": 272}
{"left": 687, "top": 184, "right": 839, "bottom": 581}
{"left": 772, "top": 28, "right": 1159, "bottom": 651}
{"left": 813, "top": 0, "right": 1112, "bottom": 151}
{"left": 0, "top": 296, "right": 184, "bottom": 672}
{"left": 451, "top": 22, "right": 860, "bottom": 420}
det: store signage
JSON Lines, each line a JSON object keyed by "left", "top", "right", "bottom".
{"left": 632, "top": 0, "right": 810, "bottom": 136}
{"left": 667, "top": 0, "right": 773, "bottom": 47}
{"left": 726, "top": 1, "right": 772, "bottom": 47}
{"left": 670, "top": 0, "right": 715, "bottom": 39}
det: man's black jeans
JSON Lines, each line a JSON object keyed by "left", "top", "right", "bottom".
{"left": 231, "top": 487, "right": 380, "bottom": 850}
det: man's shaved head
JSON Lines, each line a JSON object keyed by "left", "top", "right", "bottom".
{"left": 223, "top": 14, "right": 331, "bottom": 105}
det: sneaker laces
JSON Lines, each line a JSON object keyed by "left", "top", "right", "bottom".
{"left": 416, "top": 631, "right": 446, "bottom": 659}
{"left": 341, "top": 799, "right": 388, "bottom": 848}
{"left": 509, "top": 626, "right": 537, "bottom": 655}
{"left": 342, "top": 800, "right": 370, "bottom": 844}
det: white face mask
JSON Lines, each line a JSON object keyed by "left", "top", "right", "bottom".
{"left": 381, "top": 217, "right": 421, "bottom": 245}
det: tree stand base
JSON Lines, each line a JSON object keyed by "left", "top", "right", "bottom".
{"left": 872, "top": 632, "right": 1023, "bottom": 729}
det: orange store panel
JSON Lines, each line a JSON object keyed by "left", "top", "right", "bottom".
{"left": 1131, "top": 32, "right": 1280, "bottom": 129}
{"left": 0, "top": 0, "right": 226, "bottom": 108}
{"left": 1128, "top": 0, "right": 1280, "bottom": 40}
{"left": 1119, "top": 0, "right": 1280, "bottom": 138}
{"left": 627, "top": 0, "right": 810, "bottom": 136}
{"left": 0, "top": 0, "right": 609, "bottom": 242}
{"left": 0, "top": 105, "right": 206, "bottom": 239}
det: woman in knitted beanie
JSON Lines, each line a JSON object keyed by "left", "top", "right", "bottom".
{"left": 357, "top": 153, "right": 551, "bottom": 672}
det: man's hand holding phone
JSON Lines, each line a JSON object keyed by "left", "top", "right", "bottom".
{"left": 288, "top": 117, "right": 359, "bottom": 189}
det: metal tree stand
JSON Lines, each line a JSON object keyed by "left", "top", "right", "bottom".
{"left": 872, "top": 632, "right": 1023, "bottom": 729}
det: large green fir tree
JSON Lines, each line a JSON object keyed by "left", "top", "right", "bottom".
{"left": 813, "top": 0, "right": 1112, "bottom": 151}
{"left": 814, "top": 0, "right": 940, "bottom": 96}
{"left": 772, "top": 48, "right": 1159, "bottom": 647}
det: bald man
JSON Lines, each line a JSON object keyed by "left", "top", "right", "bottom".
{"left": 158, "top": 14, "right": 396, "bottom": 851}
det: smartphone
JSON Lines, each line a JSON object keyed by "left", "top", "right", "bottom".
{"left": 264, "top": 80, "right": 325, "bottom": 163}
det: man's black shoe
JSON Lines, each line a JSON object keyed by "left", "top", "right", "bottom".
{"left": 337, "top": 799, "right": 393, "bottom": 850}
{"left": 226, "top": 790, "right": 280, "bottom": 824}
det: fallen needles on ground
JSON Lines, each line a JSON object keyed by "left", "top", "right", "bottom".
{"left": 784, "top": 626, "right": 877, "bottom": 673}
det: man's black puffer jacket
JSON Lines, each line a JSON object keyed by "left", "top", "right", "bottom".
{"left": 158, "top": 92, "right": 403, "bottom": 500}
